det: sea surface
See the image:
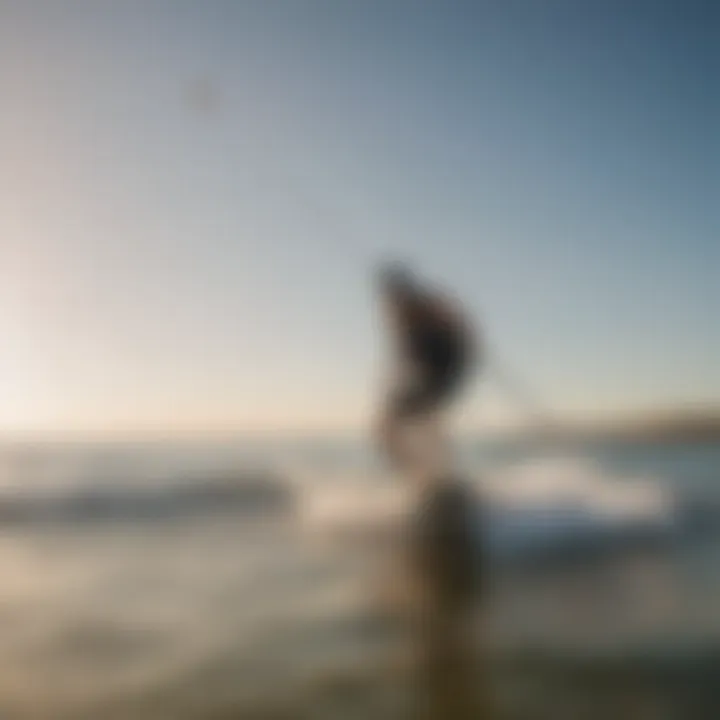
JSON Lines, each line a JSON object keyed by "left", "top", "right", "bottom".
{"left": 0, "top": 438, "right": 719, "bottom": 719}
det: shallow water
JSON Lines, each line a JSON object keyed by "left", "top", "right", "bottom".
{"left": 0, "top": 439, "right": 718, "bottom": 718}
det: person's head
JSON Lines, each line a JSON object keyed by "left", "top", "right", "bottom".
{"left": 376, "top": 261, "right": 417, "bottom": 305}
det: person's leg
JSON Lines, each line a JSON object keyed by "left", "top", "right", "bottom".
{"left": 379, "top": 357, "right": 466, "bottom": 474}
{"left": 376, "top": 404, "right": 406, "bottom": 467}
{"left": 412, "top": 409, "right": 451, "bottom": 480}
{"left": 378, "top": 378, "right": 428, "bottom": 469}
{"left": 406, "top": 369, "right": 462, "bottom": 481}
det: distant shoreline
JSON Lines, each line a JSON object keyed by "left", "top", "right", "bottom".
{"left": 485, "top": 411, "right": 720, "bottom": 446}
{"left": 1, "top": 409, "right": 719, "bottom": 447}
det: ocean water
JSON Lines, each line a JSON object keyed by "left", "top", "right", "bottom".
{"left": 0, "top": 438, "right": 719, "bottom": 719}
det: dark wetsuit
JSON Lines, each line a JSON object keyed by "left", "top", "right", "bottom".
{"left": 389, "top": 295, "right": 473, "bottom": 419}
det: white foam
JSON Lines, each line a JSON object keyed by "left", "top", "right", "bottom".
{"left": 291, "top": 456, "right": 680, "bottom": 559}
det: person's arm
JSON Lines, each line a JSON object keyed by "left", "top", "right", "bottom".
{"left": 426, "top": 292, "right": 481, "bottom": 369}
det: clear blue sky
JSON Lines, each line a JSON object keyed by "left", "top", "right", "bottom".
{"left": 0, "top": 0, "right": 716, "bottom": 435}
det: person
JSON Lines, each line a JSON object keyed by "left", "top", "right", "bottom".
{"left": 375, "top": 262, "right": 478, "bottom": 474}
{"left": 375, "top": 263, "right": 487, "bottom": 719}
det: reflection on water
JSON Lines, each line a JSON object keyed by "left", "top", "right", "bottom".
{"left": 2, "top": 519, "right": 720, "bottom": 718}
{"left": 406, "top": 478, "right": 489, "bottom": 719}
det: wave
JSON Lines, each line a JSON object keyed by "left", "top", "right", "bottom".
{"left": 0, "top": 471, "right": 294, "bottom": 524}
{"left": 481, "top": 458, "right": 680, "bottom": 560}
{"left": 296, "top": 458, "right": 720, "bottom": 563}
{"left": 1, "top": 456, "right": 718, "bottom": 564}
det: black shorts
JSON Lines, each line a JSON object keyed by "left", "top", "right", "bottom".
{"left": 388, "top": 363, "right": 465, "bottom": 420}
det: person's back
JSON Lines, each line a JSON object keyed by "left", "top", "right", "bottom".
{"left": 376, "top": 263, "right": 478, "bottom": 470}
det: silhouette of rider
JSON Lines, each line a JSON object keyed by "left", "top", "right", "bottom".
{"left": 376, "top": 262, "right": 478, "bottom": 470}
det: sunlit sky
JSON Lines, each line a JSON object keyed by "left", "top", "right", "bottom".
{"left": 0, "top": 1, "right": 716, "bottom": 436}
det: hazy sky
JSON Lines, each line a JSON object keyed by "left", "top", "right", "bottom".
{"left": 0, "top": 0, "right": 716, "bottom": 436}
